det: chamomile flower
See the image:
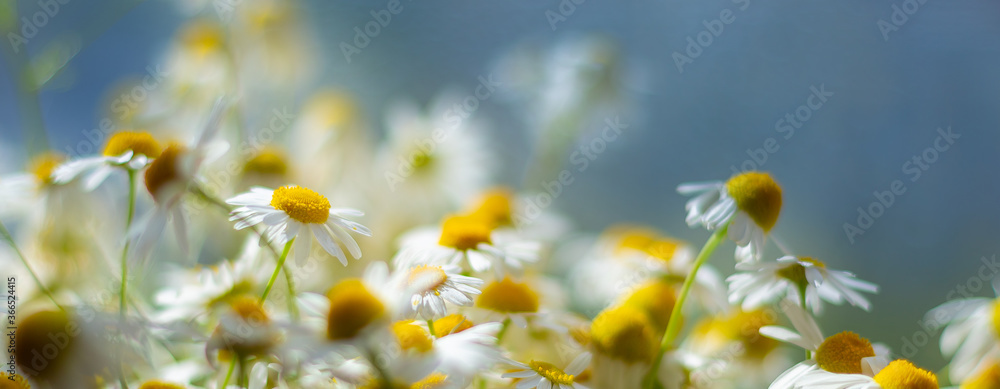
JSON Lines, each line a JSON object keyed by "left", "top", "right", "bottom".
{"left": 53, "top": 131, "right": 162, "bottom": 190}
{"left": 205, "top": 296, "right": 282, "bottom": 362}
{"left": 431, "top": 316, "right": 503, "bottom": 383}
{"left": 475, "top": 277, "right": 542, "bottom": 328}
{"left": 393, "top": 215, "right": 540, "bottom": 277}
{"left": 588, "top": 305, "right": 657, "bottom": 389}
{"left": 678, "top": 171, "right": 783, "bottom": 262}
{"left": 130, "top": 99, "right": 228, "bottom": 263}
{"left": 961, "top": 362, "right": 1000, "bottom": 388}
{"left": 503, "top": 352, "right": 592, "bottom": 389}
{"left": 400, "top": 264, "right": 483, "bottom": 320}
{"left": 727, "top": 256, "right": 879, "bottom": 313}
{"left": 793, "top": 359, "right": 938, "bottom": 389}
{"left": 760, "top": 303, "right": 890, "bottom": 388}
{"left": 226, "top": 185, "right": 372, "bottom": 266}
{"left": 924, "top": 289, "right": 1000, "bottom": 382}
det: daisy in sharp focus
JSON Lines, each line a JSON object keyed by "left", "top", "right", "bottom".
{"left": 393, "top": 215, "right": 540, "bottom": 277}
{"left": 791, "top": 359, "right": 939, "bottom": 389}
{"left": 226, "top": 185, "right": 372, "bottom": 266}
{"left": 503, "top": 352, "right": 592, "bottom": 389}
{"left": 924, "top": 281, "right": 1000, "bottom": 382}
{"left": 760, "top": 302, "right": 890, "bottom": 389}
{"left": 53, "top": 130, "right": 162, "bottom": 190}
{"left": 678, "top": 171, "right": 783, "bottom": 262}
{"left": 727, "top": 255, "right": 879, "bottom": 313}
{"left": 398, "top": 264, "right": 483, "bottom": 320}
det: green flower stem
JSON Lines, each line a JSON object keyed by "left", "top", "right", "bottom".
{"left": 261, "top": 240, "right": 293, "bottom": 302}
{"left": 221, "top": 357, "right": 237, "bottom": 389}
{"left": 644, "top": 224, "right": 728, "bottom": 389}
{"left": 120, "top": 169, "right": 137, "bottom": 319}
{"left": 427, "top": 319, "right": 436, "bottom": 337}
{"left": 798, "top": 285, "right": 810, "bottom": 360}
{"left": 0, "top": 219, "right": 62, "bottom": 311}
{"left": 495, "top": 317, "right": 512, "bottom": 344}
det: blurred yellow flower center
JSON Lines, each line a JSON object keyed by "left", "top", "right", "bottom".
{"left": 409, "top": 149, "right": 434, "bottom": 170}
{"left": 243, "top": 149, "right": 288, "bottom": 176}
{"left": 962, "top": 362, "right": 1000, "bottom": 389}
{"left": 612, "top": 226, "right": 683, "bottom": 263}
{"left": 476, "top": 278, "right": 539, "bottom": 313}
{"left": 411, "top": 373, "right": 448, "bottom": 389}
{"left": 992, "top": 299, "right": 1000, "bottom": 338}
{"left": 307, "top": 91, "right": 358, "bottom": 129}
{"left": 693, "top": 309, "right": 778, "bottom": 360}
{"left": 270, "top": 186, "right": 331, "bottom": 224}
{"left": 408, "top": 265, "right": 448, "bottom": 295}
{"left": 529, "top": 360, "right": 575, "bottom": 385}
{"left": 144, "top": 143, "right": 186, "bottom": 200}
{"left": 0, "top": 372, "right": 31, "bottom": 389}
{"left": 815, "top": 331, "right": 876, "bottom": 374}
{"left": 725, "top": 172, "right": 782, "bottom": 231}
{"left": 873, "top": 360, "right": 938, "bottom": 389}
{"left": 103, "top": 131, "right": 161, "bottom": 158}
{"left": 433, "top": 314, "right": 473, "bottom": 336}
{"left": 590, "top": 306, "right": 656, "bottom": 363}
{"left": 392, "top": 321, "right": 433, "bottom": 353}
{"left": 180, "top": 21, "right": 224, "bottom": 57}
{"left": 29, "top": 152, "right": 65, "bottom": 185}
{"left": 470, "top": 188, "right": 513, "bottom": 227}
{"left": 438, "top": 215, "right": 492, "bottom": 251}
{"left": 326, "top": 279, "right": 385, "bottom": 340}
{"left": 622, "top": 279, "right": 676, "bottom": 332}
{"left": 15, "top": 310, "right": 74, "bottom": 380}
{"left": 139, "top": 381, "right": 187, "bottom": 389}
{"left": 230, "top": 296, "right": 270, "bottom": 323}
{"left": 776, "top": 257, "right": 826, "bottom": 288}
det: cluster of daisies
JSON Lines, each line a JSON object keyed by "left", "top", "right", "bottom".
{"left": 1, "top": 2, "right": 996, "bottom": 389}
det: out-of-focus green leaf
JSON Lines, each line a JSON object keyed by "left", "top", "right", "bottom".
{"left": 27, "top": 34, "right": 82, "bottom": 90}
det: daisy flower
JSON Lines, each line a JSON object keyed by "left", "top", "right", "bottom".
{"left": 475, "top": 277, "right": 543, "bottom": 328}
{"left": 130, "top": 99, "right": 228, "bottom": 263}
{"left": 588, "top": 305, "right": 658, "bottom": 389}
{"left": 53, "top": 130, "right": 162, "bottom": 190}
{"left": 226, "top": 185, "right": 372, "bottom": 266}
{"left": 503, "top": 352, "right": 592, "bottom": 389}
{"left": 399, "top": 264, "right": 483, "bottom": 320}
{"left": 924, "top": 288, "right": 1000, "bottom": 382}
{"left": 678, "top": 171, "right": 783, "bottom": 262}
{"left": 393, "top": 215, "right": 540, "bottom": 277}
{"left": 431, "top": 315, "right": 503, "bottom": 383}
{"left": 727, "top": 255, "right": 879, "bottom": 313}
{"left": 760, "top": 302, "right": 890, "bottom": 388}
{"left": 792, "top": 359, "right": 938, "bottom": 389}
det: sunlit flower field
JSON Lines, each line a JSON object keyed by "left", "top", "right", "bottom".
{"left": 1, "top": 1, "right": 997, "bottom": 389}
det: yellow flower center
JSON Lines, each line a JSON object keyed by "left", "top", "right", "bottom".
{"left": 622, "top": 279, "right": 676, "bottom": 332}
{"left": 243, "top": 148, "right": 289, "bottom": 176}
{"left": 529, "top": 360, "right": 576, "bottom": 385}
{"left": 144, "top": 143, "right": 186, "bottom": 200}
{"left": 103, "top": 131, "right": 161, "bottom": 158}
{"left": 230, "top": 295, "right": 270, "bottom": 324}
{"left": 476, "top": 278, "right": 539, "bottom": 313}
{"left": 0, "top": 373, "right": 31, "bottom": 389}
{"left": 29, "top": 152, "right": 65, "bottom": 185}
{"left": 590, "top": 306, "right": 656, "bottom": 363}
{"left": 15, "top": 310, "right": 75, "bottom": 380}
{"left": 411, "top": 373, "right": 448, "bottom": 389}
{"left": 392, "top": 321, "right": 433, "bottom": 353}
{"left": 433, "top": 314, "right": 473, "bottom": 336}
{"left": 992, "top": 299, "right": 1000, "bottom": 338}
{"left": 326, "top": 279, "right": 385, "bottom": 341}
{"left": 408, "top": 265, "right": 448, "bottom": 295}
{"left": 409, "top": 149, "right": 434, "bottom": 170}
{"left": 180, "top": 20, "right": 224, "bottom": 57}
{"left": 611, "top": 226, "right": 683, "bottom": 263}
{"left": 469, "top": 188, "right": 514, "bottom": 227}
{"left": 438, "top": 215, "right": 492, "bottom": 251}
{"left": 139, "top": 381, "right": 187, "bottom": 389}
{"left": 815, "top": 331, "right": 876, "bottom": 374}
{"left": 305, "top": 91, "right": 358, "bottom": 129}
{"left": 725, "top": 172, "right": 783, "bottom": 232}
{"left": 873, "top": 360, "right": 938, "bottom": 389}
{"left": 776, "top": 257, "right": 826, "bottom": 289}
{"left": 270, "top": 186, "right": 331, "bottom": 224}
{"left": 962, "top": 362, "right": 1000, "bottom": 389}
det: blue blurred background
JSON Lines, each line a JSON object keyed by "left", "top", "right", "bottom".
{"left": 2, "top": 0, "right": 999, "bottom": 369}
